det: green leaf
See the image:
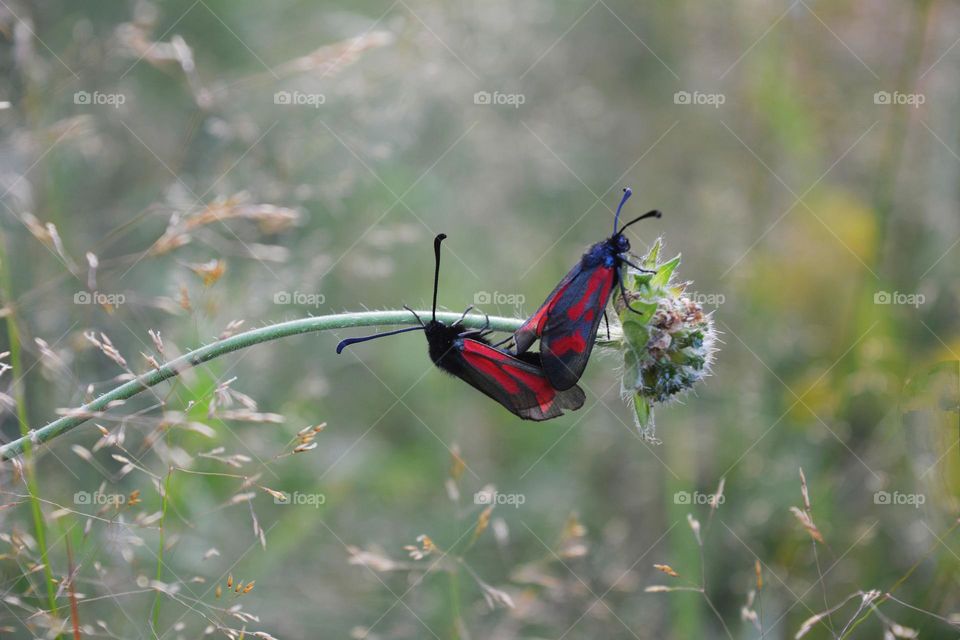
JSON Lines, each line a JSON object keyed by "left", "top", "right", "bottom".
{"left": 622, "top": 349, "right": 644, "bottom": 402}
{"left": 633, "top": 394, "right": 653, "bottom": 432}
{"left": 668, "top": 283, "right": 687, "bottom": 298}
{"left": 642, "top": 238, "right": 662, "bottom": 269}
{"left": 619, "top": 298, "right": 658, "bottom": 325}
{"left": 629, "top": 269, "right": 655, "bottom": 290}
{"left": 621, "top": 317, "right": 651, "bottom": 355}
{"left": 651, "top": 254, "right": 681, "bottom": 288}
{"left": 622, "top": 348, "right": 639, "bottom": 384}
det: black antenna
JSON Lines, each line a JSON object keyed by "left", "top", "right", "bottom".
{"left": 613, "top": 187, "right": 633, "bottom": 233}
{"left": 432, "top": 233, "right": 447, "bottom": 322}
{"left": 336, "top": 326, "right": 424, "bottom": 354}
{"left": 336, "top": 235, "right": 450, "bottom": 354}
{"left": 618, "top": 209, "right": 662, "bottom": 235}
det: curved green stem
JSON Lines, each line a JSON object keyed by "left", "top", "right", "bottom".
{"left": 0, "top": 236, "right": 60, "bottom": 620}
{"left": 0, "top": 311, "right": 523, "bottom": 460}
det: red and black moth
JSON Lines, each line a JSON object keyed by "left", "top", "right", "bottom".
{"left": 507, "top": 188, "right": 662, "bottom": 391}
{"left": 336, "top": 234, "right": 585, "bottom": 421}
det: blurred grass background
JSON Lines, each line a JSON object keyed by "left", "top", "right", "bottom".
{"left": 0, "top": 0, "right": 958, "bottom": 637}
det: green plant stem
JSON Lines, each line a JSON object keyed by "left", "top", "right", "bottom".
{"left": 448, "top": 567, "right": 461, "bottom": 640}
{"left": 151, "top": 470, "right": 172, "bottom": 629}
{"left": 0, "top": 239, "right": 60, "bottom": 619}
{"left": 0, "top": 311, "right": 523, "bottom": 460}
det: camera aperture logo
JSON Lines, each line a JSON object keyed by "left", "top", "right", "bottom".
{"left": 274, "top": 290, "right": 325, "bottom": 308}
{"left": 473, "top": 291, "right": 525, "bottom": 306}
{"left": 873, "top": 91, "right": 925, "bottom": 108}
{"left": 74, "top": 90, "right": 126, "bottom": 108}
{"left": 473, "top": 90, "right": 525, "bottom": 109}
{"left": 74, "top": 490, "right": 125, "bottom": 506}
{"left": 873, "top": 490, "right": 925, "bottom": 509}
{"left": 273, "top": 491, "right": 326, "bottom": 508}
{"left": 674, "top": 90, "right": 725, "bottom": 108}
{"left": 274, "top": 90, "right": 326, "bottom": 108}
{"left": 74, "top": 290, "right": 126, "bottom": 306}
{"left": 673, "top": 490, "right": 723, "bottom": 506}
{"left": 873, "top": 290, "right": 924, "bottom": 308}
{"left": 473, "top": 490, "right": 525, "bottom": 508}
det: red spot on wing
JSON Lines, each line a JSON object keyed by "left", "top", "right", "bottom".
{"left": 521, "top": 278, "right": 574, "bottom": 339}
{"left": 550, "top": 332, "right": 587, "bottom": 356}
{"left": 462, "top": 344, "right": 521, "bottom": 394}
{"left": 506, "top": 365, "right": 557, "bottom": 414}
{"left": 550, "top": 271, "right": 614, "bottom": 357}
{"left": 567, "top": 267, "right": 613, "bottom": 321}
{"left": 593, "top": 276, "right": 614, "bottom": 319}
{"left": 462, "top": 341, "right": 557, "bottom": 414}
{"left": 527, "top": 304, "right": 550, "bottom": 336}
{"left": 599, "top": 274, "right": 614, "bottom": 300}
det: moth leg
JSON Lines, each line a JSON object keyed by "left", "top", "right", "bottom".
{"left": 622, "top": 258, "right": 656, "bottom": 274}
{"left": 603, "top": 311, "right": 611, "bottom": 340}
{"left": 458, "top": 314, "right": 491, "bottom": 339}
{"left": 403, "top": 305, "right": 425, "bottom": 326}
{"left": 456, "top": 305, "right": 475, "bottom": 324}
{"left": 618, "top": 274, "right": 647, "bottom": 316}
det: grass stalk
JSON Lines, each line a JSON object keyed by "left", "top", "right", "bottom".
{"left": 0, "top": 235, "right": 60, "bottom": 621}
{"left": 0, "top": 311, "right": 523, "bottom": 460}
{"left": 151, "top": 469, "right": 173, "bottom": 629}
